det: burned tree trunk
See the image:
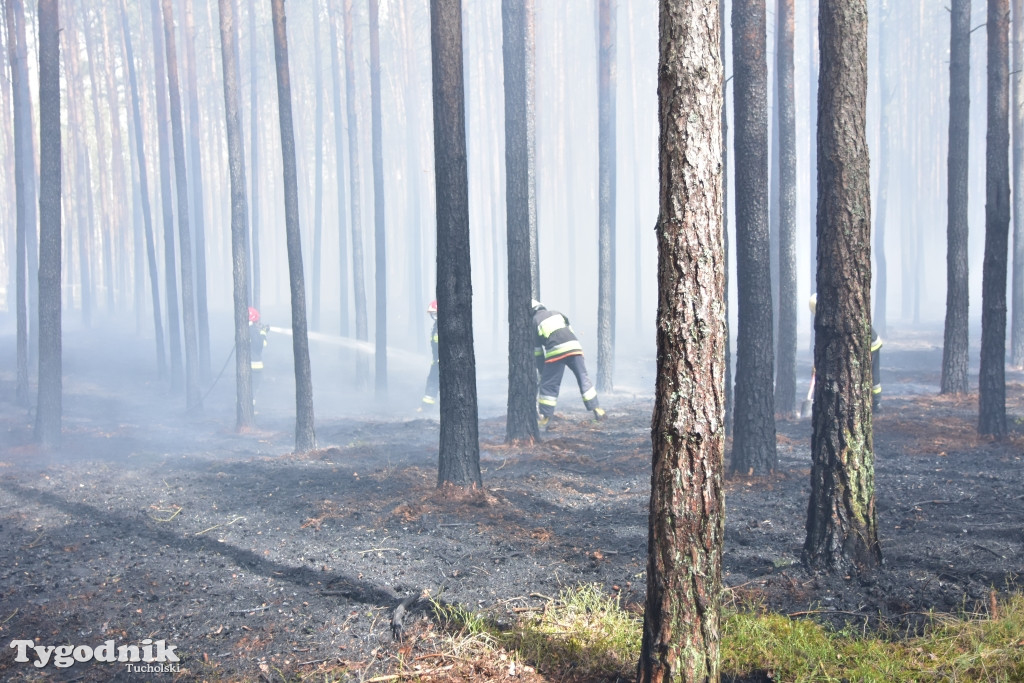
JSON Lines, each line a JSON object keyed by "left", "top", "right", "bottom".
{"left": 271, "top": 0, "right": 316, "bottom": 453}
{"left": 774, "top": 0, "right": 798, "bottom": 416}
{"left": 979, "top": 0, "right": 1010, "bottom": 437}
{"left": 216, "top": 0, "right": 253, "bottom": 430}
{"left": 942, "top": 0, "right": 971, "bottom": 394}
{"left": 1011, "top": 0, "right": 1024, "bottom": 368}
{"left": 803, "top": 0, "right": 881, "bottom": 575}
{"left": 502, "top": 0, "right": 540, "bottom": 444}
{"left": 730, "top": 0, "right": 777, "bottom": 475}
{"left": 431, "top": 0, "right": 481, "bottom": 488}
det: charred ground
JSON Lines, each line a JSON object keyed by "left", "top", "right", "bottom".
{"left": 0, "top": 325, "right": 1022, "bottom": 681}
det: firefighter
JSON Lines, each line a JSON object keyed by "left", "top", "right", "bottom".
{"left": 808, "top": 294, "right": 882, "bottom": 411}
{"left": 871, "top": 327, "right": 883, "bottom": 410}
{"left": 249, "top": 307, "right": 268, "bottom": 406}
{"left": 418, "top": 300, "right": 439, "bottom": 411}
{"left": 531, "top": 299, "right": 605, "bottom": 427}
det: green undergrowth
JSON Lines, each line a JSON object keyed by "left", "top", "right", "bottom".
{"left": 421, "top": 584, "right": 1024, "bottom": 682}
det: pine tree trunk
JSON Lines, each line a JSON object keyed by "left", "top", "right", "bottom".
{"left": 721, "top": 0, "right": 733, "bottom": 437}
{"left": 216, "top": 0, "right": 254, "bottom": 431}
{"left": 329, "top": 0, "right": 350, "bottom": 338}
{"left": 120, "top": 0, "right": 166, "bottom": 378}
{"left": 271, "top": 0, "right": 316, "bottom": 453}
{"left": 730, "top": 0, "right": 777, "bottom": 475}
{"left": 502, "top": 0, "right": 540, "bottom": 444}
{"left": 181, "top": 0, "right": 211, "bottom": 380}
{"left": 343, "top": 0, "right": 370, "bottom": 388}
{"left": 151, "top": 0, "right": 183, "bottom": 390}
{"left": 803, "top": 0, "right": 881, "bottom": 575}
{"left": 979, "top": 0, "right": 1010, "bottom": 437}
{"left": 775, "top": 0, "right": 798, "bottom": 416}
{"left": 596, "top": 0, "right": 616, "bottom": 393}
{"left": 80, "top": 0, "right": 114, "bottom": 315}
{"left": 525, "top": 0, "right": 539, "bottom": 299}
{"left": 638, "top": 3, "right": 725, "bottom": 678}
{"left": 1011, "top": 0, "right": 1024, "bottom": 368}
{"left": 873, "top": 0, "right": 890, "bottom": 339}
{"left": 248, "top": 0, "right": 262, "bottom": 311}
{"left": 35, "top": 0, "right": 61, "bottom": 448}
{"left": 942, "top": 0, "right": 971, "bottom": 394}
{"left": 312, "top": 0, "right": 324, "bottom": 331}
{"left": 431, "top": 0, "right": 481, "bottom": 489}
{"left": 370, "top": 0, "right": 388, "bottom": 397}
{"left": 6, "top": 0, "right": 34, "bottom": 407}
{"left": 161, "top": 0, "right": 202, "bottom": 412}
{"left": 12, "top": 0, "right": 37, "bottom": 368}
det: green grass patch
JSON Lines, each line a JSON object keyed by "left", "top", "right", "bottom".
{"left": 419, "top": 585, "right": 1024, "bottom": 682}
{"left": 722, "top": 592, "right": 1024, "bottom": 682}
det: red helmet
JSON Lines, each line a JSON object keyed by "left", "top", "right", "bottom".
{"left": 248, "top": 307, "right": 260, "bottom": 323}
{"left": 427, "top": 300, "right": 437, "bottom": 314}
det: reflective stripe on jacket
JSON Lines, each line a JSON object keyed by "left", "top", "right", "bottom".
{"left": 533, "top": 309, "right": 583, "bottom": 362}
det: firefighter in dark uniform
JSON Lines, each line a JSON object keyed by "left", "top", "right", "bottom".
{"left": 249, "top": 307, "right": 268, "bottom": 406}
{"left": 419, "top": 300, "right": 439, "bottom": 411}
{"left": 531, "top": 299, "right": 605, "bottom": 427}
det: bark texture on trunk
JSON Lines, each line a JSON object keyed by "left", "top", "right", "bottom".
{"left": 431, "top": 0, "right": 481, "bottom": 488}
{"left": 942, "top": 0, "right": 971, "bottom": 394}
{"left": 217, "top": 0, "right": 254, "bottom": 430}
{"left": 774, "top": 0, "right": 798, "bottom": 416}
{"left": 803, "top": 0, "right": 881, "bottom": 575}
{"left": 979, "top": 0, "right": 1010, "bottom": 437}
{"left": 502, "top": 0, "right": 540, "bottom": 444}
{"left": 638, "top": 5, "right": 724, "bottom": 679}
{"left": 730, "top": 0, "right": 777, "bottom": 475}
{"left": 271, "top": 0, "right": 316, "bottom": 453}
{"left": 35, "top": 0, "right": 62, "bottom": 448}
{"left": 596, "top": 0, "right": 616, "bottom": 393}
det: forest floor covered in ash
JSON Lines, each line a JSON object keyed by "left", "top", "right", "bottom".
{"left": 0, "top": 323, "right": 1022, "bottom": 682}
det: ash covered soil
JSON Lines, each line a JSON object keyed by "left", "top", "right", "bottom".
{"left": 0, "top": 324, "right": 1022, "bottom": 682}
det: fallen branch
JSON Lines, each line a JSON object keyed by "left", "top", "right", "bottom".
{"left": 973, "top": 543, "right": 1005, "bottom": 559}
{"left": 229, "top": 605, "right": 270, "bottom": 616}
{"left": 359, "top": 547, "right": 400, "bottom": 555}
{"left": 1, "top": 608, "right": 18, "bottom": 625}
{"left": 905, "top": 500, "right": 952, "bottom": 510}
{"left": 195, "top": 516, "right": 245, "bottom": 536}
{"left": 296, "top": 658, "right": 329, "bottom": 667}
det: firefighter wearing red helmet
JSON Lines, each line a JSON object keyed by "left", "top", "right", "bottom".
{"left": 418, "top": 300, "right": 439, "bottom": 411}
{"left": 249, "top": 307, "right": 268, "bottom": 406}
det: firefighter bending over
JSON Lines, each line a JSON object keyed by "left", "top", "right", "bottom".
{"left": 531, "top": 299, "right": 605, "bottom": 427}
